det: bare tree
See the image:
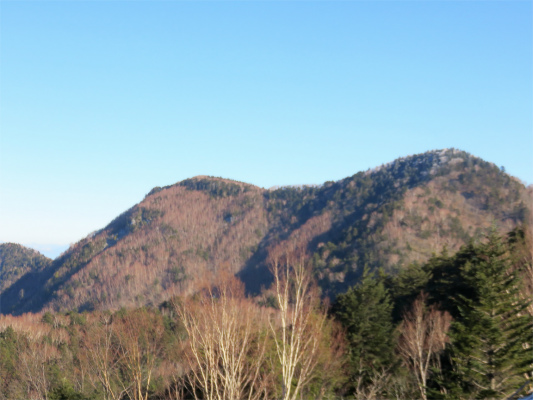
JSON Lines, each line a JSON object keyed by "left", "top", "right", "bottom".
{"left": 80, "top": 314, "right": 128, "bottom": 400}
{"left": 17, "top": 337, "right": 58, "bottom": 400}
{"left": 115, "top": 309, "right": 165, "bottom": 400}
{"left": 300, "top": 320, "right": 348, "bottom": 400}
{"left": 268, "top": 249, "right": 327, "bottom": 400}
{"left": 175, "top": 276, "right": 269, "bottom": 400}
{"left": 397, "top": 292, "right": 452, "bottom": 400}
{"left": 353, "top": 366, "right": 393, "bottom": 400}
{"left": 157, "top": 338, "right": 188, "bottom": 400}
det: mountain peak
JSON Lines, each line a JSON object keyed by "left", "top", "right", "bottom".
{"left": 1, "top": 150, "right": 530, "bottom": 315}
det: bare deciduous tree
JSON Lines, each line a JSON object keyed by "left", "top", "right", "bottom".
{"left": 176, "top": 276, "right": 269, "bottom": 400}
{"left": 80, "top": 314, "right": 128, "bottom": 400}
{"left": 353, "top": 366, "right": 393, "bottom": 400}
{"left": 269, "top": 249, "right": 327, "bottom": 400}
{"left": 115, "top": 309, "right": 165, "bottom": 400}
{"left": 397, "top": 292, "right": 452, "bottom": 400}
{"left": 17, "top": 337, "right": 58, "bottom": 400}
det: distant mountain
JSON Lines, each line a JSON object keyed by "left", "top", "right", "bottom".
{"left": 1, "top": 149, "right": 531, "bottom": 315}
{"left": 0, "top": 243, "right": 51, "bottom": 295}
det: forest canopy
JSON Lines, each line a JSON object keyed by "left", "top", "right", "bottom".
{"left": 0, "top": 227, "right": 531, "bottom": 399}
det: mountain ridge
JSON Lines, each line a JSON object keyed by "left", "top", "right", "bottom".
{"left": 1, "top": 149, "right": 531, "bottom": 315}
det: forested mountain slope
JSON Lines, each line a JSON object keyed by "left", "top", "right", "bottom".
{"left": 0, "top": 244, "right": 51, "bottom": 294}
{"left": 1, "top": 149, "right": 530, "bottom": 314}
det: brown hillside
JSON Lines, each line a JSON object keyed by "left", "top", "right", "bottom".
{"left": 1, "top": 150, "right": 530, "bottom": 314}
{"left": 50, "top": 180, "right": 268, "bottom": 311}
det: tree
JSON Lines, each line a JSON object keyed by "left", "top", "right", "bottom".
{"left": 299, "top": 319, "right": 348, "bottom": 400}
{"left": 389, "top": 262, "right": 432, "bottom": 322}
{"left": 446, "top": 231, "right": 533, "bottom": 399}
{"left": 507, "top": 226, "right": 533, "bottom": 317}
{"left": 268, "top": 249, "right": 327, "bottom": 400}
{"left": 334, "top": 268, "right": 396, "bottom": 399}
{"left": 48, "top": 382, "right": 93, "bottom": 400}
{"left": 397, "top": 292, "right": 452, "bottom": 400}
{"left": 176, "top": 276, "right": 269, "bottom": 400}
{"left": 0, "top": 327, "right": 22, "bottom": 400}
{"left": 17, "top": 335, "right": 59, "bottom": 400}
{"left": 423, "top": 244, "right": 478, "bottom": 319}
{"left": 115, "top": 309, "right": 165, "bottom": 400}
{"left": 79, "top": 314, "right": 127, "bottom": 400}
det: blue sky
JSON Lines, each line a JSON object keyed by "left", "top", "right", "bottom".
{"left": 1, "top": 1, "right": 532, "bottom": 258}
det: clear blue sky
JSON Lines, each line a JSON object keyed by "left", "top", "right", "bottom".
{"left": 1, "top": 1, "right": 532, "bottom": 258}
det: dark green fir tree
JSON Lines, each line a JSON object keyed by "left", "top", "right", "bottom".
{"left": 334, "top": 268, "right": 396, "bottom": 396}
{"left": 446, "top": 230, "right": 533, "bottom": 399}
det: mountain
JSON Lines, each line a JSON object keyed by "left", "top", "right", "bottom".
{"left": 1, "top": 149, "right": 531, "bottom": 315}
{"left": 0, "top": 243, "right": 51, "bottom": 295}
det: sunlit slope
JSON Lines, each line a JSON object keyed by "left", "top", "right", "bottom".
{"left": 1, "top": 149, "right": 530, "bottom": 314}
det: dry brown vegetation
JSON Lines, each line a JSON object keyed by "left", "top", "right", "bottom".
{"left": 380, "top": 171, "right": 523, "bottom": 268}
{"left": 48, "top": 182, "right": 269, "bottom": 312}
{"left": 2, "top": 150, "right": 530, "bottom": 315}
{"left": 175, "top": 275, "right": 270, "bottom": 400}
{"left": 1, "top": 224, "right": 531, "bottom": 399}
{"left": 0, "top": 264, "right": 344, "bottom": 400}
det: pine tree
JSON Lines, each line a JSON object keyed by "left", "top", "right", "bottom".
{"left": 447, "top": 231, "right": 533, "bottom": 399}
{"left": 334, "top": 268, "right": 396, "bottom": 398}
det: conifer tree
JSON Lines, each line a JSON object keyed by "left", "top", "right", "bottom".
{"left": 389, "top": 262, "right": 431, "bottom": 322}
{"left": 424, "top": 244, "right": 478, "bottom": 319}
{"left": 334, "top": 268, "right": 396, "bottom": 398}
{"left": 446, "top": 231, "right": 533, "bottom": 399}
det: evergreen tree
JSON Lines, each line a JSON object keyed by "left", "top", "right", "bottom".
{"left": 446, "top": 231, "right": 533, "bottom": 399}
{"left": 424, "top": 244, "right": 479, "bottom": 319}
{"left": 389, "top": 262, "right": 431, "bottom": 322}
{"left": 0, "top": 327, "right": 20, "bottom": 399}
{"left": 334, "top": 268, "right": 396, "bottom": 397}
